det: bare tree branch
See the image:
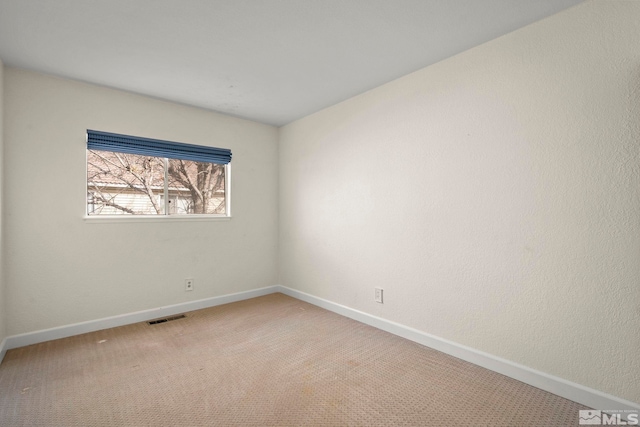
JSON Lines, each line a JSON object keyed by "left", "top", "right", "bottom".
{"left": 89, "top": 150, "right": 163, "bottom": 214}
{"left": 91, "top": 193, "right": 137, "bottom": 214}
{"left": 88, "top": 149, "right": 226, "bottom": 215}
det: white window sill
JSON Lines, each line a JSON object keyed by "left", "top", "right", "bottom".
{"left": 83, "top": 215, "right": 232, "bottom": 223}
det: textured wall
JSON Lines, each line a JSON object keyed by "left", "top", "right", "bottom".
{"left": 279, "top": 0, "right": 640, "bottom": 403}
{"left": 4, "top": 69, "right": 279, "bottom": 335}
{"left": 0, "top": 59, "right": 5, "bottom": 343}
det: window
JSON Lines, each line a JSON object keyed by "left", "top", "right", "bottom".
{"left": 86, "top": 130, "right": 231, "bottom": 217}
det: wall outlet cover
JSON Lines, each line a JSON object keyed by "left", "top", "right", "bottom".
{"left": 375, "top": 288, "right": 383, "bottom": 303}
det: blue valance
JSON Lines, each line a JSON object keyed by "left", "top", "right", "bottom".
{"left": 87, "top": 130, "right": 232, "bottom": 164}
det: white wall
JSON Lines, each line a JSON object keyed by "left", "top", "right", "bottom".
{"left": 4, "top": 68, "right": 279, "bottom": 335}
{"left": 0, "top": 59, "right": 5, "bottom": 344}
{"left": 279, "top": 0, "right": 640, "bottom": 404}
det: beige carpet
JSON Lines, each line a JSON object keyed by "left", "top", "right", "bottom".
{"left": 0, "top": 293, "right": 586, "bottom": 426}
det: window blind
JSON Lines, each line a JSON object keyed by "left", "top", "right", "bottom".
{"left": 86, "top": 130, "right": 232, "bottom": 164}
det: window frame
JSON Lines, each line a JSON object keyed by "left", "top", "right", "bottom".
{"left": 84, "top": 136, "right": 232, "bottom": 221}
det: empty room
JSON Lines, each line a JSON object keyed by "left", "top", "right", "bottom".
{"left": 0, "top": 0, "right": 638, "bottom": 425}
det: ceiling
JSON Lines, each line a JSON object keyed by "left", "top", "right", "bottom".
{"left": 0, "top": 0, "right": 584, "bottom": 127}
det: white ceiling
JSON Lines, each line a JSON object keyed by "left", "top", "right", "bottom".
{"left": 0, "top": 0, "right": 583, "bottom": 126}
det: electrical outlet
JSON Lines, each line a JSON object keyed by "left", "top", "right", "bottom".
{"left": 375, "top": 287, "right": 383, "bottom": 303}
{"left": 185, "top": 279, "right": 194, "bottom": 291}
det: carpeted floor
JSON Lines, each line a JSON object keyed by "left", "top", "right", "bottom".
{"left": 0, "top": 293, "right": 586, "bottom": 426}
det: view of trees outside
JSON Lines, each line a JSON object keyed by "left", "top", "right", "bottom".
{"left": 87, "top": 150, "right": 226, "bottom": 215}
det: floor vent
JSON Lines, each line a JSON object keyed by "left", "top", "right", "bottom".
{"left": 148, "top": 314, "right": 186, "bottom": 325}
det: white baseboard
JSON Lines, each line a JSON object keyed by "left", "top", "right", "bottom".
{"left": 0, "top": 337, "right": 7, "bottom": 365}
{"left": 275, "top": 285, "right": 640, "bottom": 414}
{"left": 1, "top": 284, "right": 637, "bottom": 416}
{"left": 1, "top": 286, "right": 279, "bottom": 355}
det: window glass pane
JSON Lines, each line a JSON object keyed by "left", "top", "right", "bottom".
{"left": 87, "top": 150, "right": 166, "bottom": 215}
{"left": 167, "top": 159, "right": 226, "bottom": 215}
